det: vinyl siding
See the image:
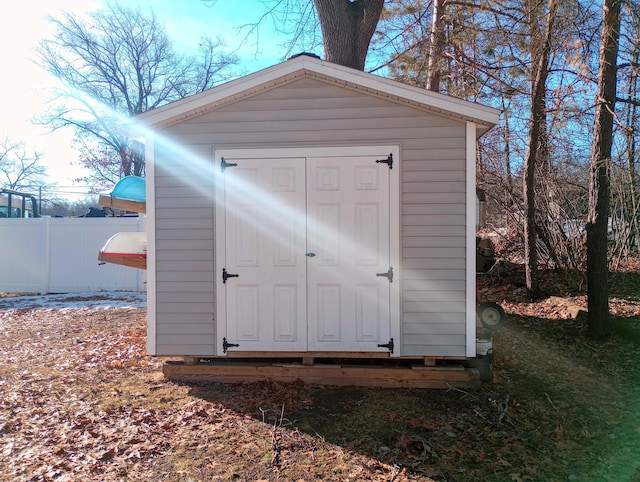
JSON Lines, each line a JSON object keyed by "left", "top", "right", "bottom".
{"left": 153, "top": 147, "right": 215, "bottom": 355}
{"left": 152, "top": 76, "right": 468, "bottom": 357}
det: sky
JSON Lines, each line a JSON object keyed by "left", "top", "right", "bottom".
{"left": 0, "top": 0, "right": 300, "bottom": 201}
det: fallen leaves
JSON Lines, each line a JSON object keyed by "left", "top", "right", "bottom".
{"left": 0, "top": 306, "right": 420, "bottom": 481}
{"left": 2, "top": 264, "right": 640, "bottom": 481}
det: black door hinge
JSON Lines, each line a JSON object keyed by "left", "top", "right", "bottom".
{"left": 222, "top": 268, "right": 239, "bottom": 283}
{"left": 378, "top": 338, "right": 394, "bottom": 354}
{"left": 221, "top": 157, "right": 238, "bottom": 172}
{"left": 223, "top": 337, "right": 239, "bottom": 353}
{"left": 376, "top": 267, "right": 393, "bottom": 283}
{"left": 376, "top": 153, "right": 393, "bottom": 169}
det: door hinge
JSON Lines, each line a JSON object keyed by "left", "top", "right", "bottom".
{"left": 378, "top": 338, "right": 394, "bottom": 354}
{"left": 221, "top": 157, "right": 238, "bottom": 172}
{"left": 222, "top": 268, "right": 239, "bottom": 283}
{"left": 376, "top": 266, "right": 394, "bottom": 283}
{"left": 375, "top": 153, "right": 393, "bottom": 169}
{"left": 223, "top": 337, "right": 239, "bottom": 353}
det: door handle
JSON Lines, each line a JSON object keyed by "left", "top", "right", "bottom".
{"left": 306, "top": 252, "right": 316, "bottom": 257}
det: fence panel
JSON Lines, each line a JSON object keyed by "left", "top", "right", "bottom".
{"left": 0, "top": 216, "right": 145, "bottom": 293}
{"left": 0, "top": 219, "right": 46, "bottom": 292}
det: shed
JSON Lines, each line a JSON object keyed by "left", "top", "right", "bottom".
{"left": 137, "top": 54, "right": 500, "bottom": 385}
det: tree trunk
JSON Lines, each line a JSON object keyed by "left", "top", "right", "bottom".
{"left": 313, "top": 0, "right": 384, "bottom": 70}
{"left": 587, "top": 0, "right": 622, "bottom": 339}
{"left": 426, "top": 0, "right": 447, "bottom": 92}
{"left": 523, "top": 0, "right": 558, "bottom": 297}
{"left": 625, "top": 47, "right": 639, "bottom": 250}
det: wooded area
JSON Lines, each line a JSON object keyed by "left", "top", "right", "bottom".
{"left": 370, "top": 0, "right": 636, "bottom": 337}
{"left": 374, "top": 0, "right": 636, "bottom": 265}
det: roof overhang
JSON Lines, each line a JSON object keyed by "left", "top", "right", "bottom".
{"left": 136, "top": 55, "right": 500, "bottom": 136}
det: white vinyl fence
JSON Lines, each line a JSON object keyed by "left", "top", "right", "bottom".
{"left": 0, "top": 216, "right": 145, "bottom": 294}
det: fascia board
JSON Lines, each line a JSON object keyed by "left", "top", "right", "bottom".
{"left": 303, "top": 59, "right": 501, "bottom": 128}
{"left": 135, "top": 59, "right": 309, "bottom": 129}
{"left": 136, "top": 55, "right": 500, "bottom": 131}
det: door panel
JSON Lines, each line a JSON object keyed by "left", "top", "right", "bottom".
{"left": 224, "top": 158, "right": 307, "bottom": 351}
{"left": 316, "top": 284, "right": 342, "bottom": 341}
{"left": 307, "top": 156, "right": 391, "bottom": 351}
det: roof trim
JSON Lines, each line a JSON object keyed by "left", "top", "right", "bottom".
{"left": 135, "top": 55, "right": 500, "bottom": 131}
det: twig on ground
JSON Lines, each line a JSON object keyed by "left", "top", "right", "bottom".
{"left": 498, "top": 394, "right": 510, "bottom": 425}
{"left": 474, "top": 407, "right": 490, "bottom": 423}
{"left": 270, "top": 403, "right": 285, "bottom": 466}
{"left": 446, "top": 384, "right": 481, "bottom": 403}
{"left": 390, "top": 463, "right": 401, "bottom": 481}
{"left": 545, "top": 392, "right": 565, "bottom": 421}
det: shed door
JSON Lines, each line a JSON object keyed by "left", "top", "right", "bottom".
{"left": 306, "top": 156, "right": 391, "bottom": 351}
{"left": 220, "top": 150, "right": 394, "bottom": 353}
{"left": 223, "top": 158, "right": 308, "bottom": 351}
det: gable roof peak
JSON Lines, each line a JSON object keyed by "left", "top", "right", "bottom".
{"left": 135, "top": 54, "right": 500, "bottom": 132}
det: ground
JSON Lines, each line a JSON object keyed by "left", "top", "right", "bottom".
{"left": 1, "top": 265, "right": 640, "bottom": 481}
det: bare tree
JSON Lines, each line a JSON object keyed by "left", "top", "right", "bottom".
{"left": 523, "top": 0, "right": 559, "bottom": 296}
{"left": 586, "top": 0, "right": 622, "bottom": 339}
{"left": 0, "top": 138, "right": 47, "bottom": 191}
{"left": 205, "top": 0, "right": 384, "bottom": 71}
{"left": 70, "top": 141, "right": 139, "bottom": 193}
{"left": 36, "top": 3, "right": 238, "bottom": 179}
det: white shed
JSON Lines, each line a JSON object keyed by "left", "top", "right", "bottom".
{"left": 137, "top": 54, "right": 500, "bottom": 385}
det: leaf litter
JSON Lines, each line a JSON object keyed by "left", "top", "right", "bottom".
{"left": 1, "top": 269, "right": 640, "bottom": 481}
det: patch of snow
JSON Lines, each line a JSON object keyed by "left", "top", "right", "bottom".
{"left": 0, "top": 291, "right": 147, "bottom": 311}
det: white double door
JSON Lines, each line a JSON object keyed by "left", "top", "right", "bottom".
{"left": 219, "top": 150, "right": 394, "bottom": 353}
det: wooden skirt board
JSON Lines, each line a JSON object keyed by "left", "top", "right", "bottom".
{"left": 162, "top": 360, "right": 480, "bottom": 389}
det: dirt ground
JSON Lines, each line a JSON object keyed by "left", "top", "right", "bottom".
{"left": 1, "top": 266, "right": 640, "bottom": 481}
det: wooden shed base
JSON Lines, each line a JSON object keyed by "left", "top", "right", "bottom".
{"left": 162, "top": 358, "right": 480, "bottom": 389}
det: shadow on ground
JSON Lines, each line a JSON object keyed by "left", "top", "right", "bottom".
{"left": 181, "top": 305, "right": 640, "bottom": 481}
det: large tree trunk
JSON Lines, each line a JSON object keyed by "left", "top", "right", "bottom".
{"left": 587, "top": 0, "right": 622, "bottom": 339}
{"left": 523, "top": 0, "right": 558, "bottom": 297}
{"left": 313, "top": 0, "right": 384, "bottom": 70}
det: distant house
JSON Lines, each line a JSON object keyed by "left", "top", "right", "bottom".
{"left": 136, "top": 54, "right": 499, "bottom": 379}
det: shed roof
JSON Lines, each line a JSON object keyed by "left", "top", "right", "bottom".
{"left": 136, "top": 54, "right": 500, "bottom": 134}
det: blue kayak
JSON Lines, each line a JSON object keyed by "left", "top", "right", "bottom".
{"left": 110, "top": 176, "right": 146, "bottom": 203}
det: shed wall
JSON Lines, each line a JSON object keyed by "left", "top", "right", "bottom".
{"left": 152, "top": 77, "right": 468, "bottom": 357}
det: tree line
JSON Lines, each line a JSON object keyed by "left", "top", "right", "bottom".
{"left": 370, "top": 0, "right": 630, "bottom": 337}
{"left": 1, "top": 0, "right": 635, "bottom": 337}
